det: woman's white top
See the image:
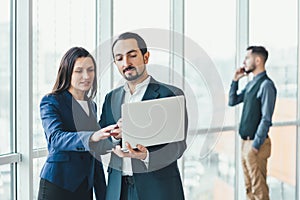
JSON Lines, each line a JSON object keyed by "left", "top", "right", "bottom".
{"left": 76, "top": 100, "right": 89, "bottom": 116}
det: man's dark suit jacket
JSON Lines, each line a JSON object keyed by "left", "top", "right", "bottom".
{"left": 99, "top": 77, "right": 187, "bottom": 200}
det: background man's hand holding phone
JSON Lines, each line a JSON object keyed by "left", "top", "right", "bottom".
{"left": 233, "top": 66, "right": 249, "bottom": 81}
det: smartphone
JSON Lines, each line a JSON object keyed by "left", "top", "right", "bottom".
{"left": 241, "top": 67, "right": 250, "bottom": 74}
{"left": 109, "top": 132, "right": 119, "bottom": 136}
{"left": 109, "top": 125, "right": 119, "bottom": 136}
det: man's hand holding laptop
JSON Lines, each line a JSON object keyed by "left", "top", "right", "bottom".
{"left": 111, "top": 118, "right": 148, "bottom": 160}
{"left": 113, "top": 142, "right": 148, "bottom": 160}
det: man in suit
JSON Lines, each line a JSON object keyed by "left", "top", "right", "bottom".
{"left": 99, "top": 32, "right": 187, "bottom": 200}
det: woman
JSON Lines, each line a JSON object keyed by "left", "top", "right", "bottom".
{"left": 38, "top": 47, "right": 115, "bottom": 200}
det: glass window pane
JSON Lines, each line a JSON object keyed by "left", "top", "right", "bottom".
{"left": 249, "top": 0, "right": 298, "bottom": 122}
{"left": 0, "top": 0, "right": 12, "bottom": 154}
{"left": 249, "top": 1, "right": 297, "bottom": 199}
{"left": 112, "top": 0, "right": 171, "bottom": 92}
{"left": 184, "top": 2, "right": 236, "bottom": 198}
{"left": 32, "top": 0, "right": 97, "bottom": 149}
{"left": 33, "top": 157, "right": 46, "bottom": 199}
{"left": 268, "top": 126, "right": 296, "bottom": 199}
{"left": 185, "top": 0, "right": 236, "bottom": 128}
{"left": 0, "top": 165, "right": 13, "bottom": 200}
{"left": 184, "top": 131, "right": 235, "bottom": 200}
{"left": 113, "top": 0, "right": 170, "bottom": 34}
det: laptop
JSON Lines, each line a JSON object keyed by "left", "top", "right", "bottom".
{"left": 121, "top": 95, "right": 185, "bottom": 149}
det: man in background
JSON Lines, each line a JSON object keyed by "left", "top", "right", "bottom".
{"left": 228, "top": 46, "right": 277, "bottom": 200}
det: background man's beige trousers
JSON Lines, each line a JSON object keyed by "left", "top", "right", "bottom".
{"left": 241, "top": 138, "right": 271, "bottom": 200}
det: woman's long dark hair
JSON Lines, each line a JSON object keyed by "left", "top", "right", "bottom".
{"left": 51, "top": 47, "right": 97, "bottom": 99}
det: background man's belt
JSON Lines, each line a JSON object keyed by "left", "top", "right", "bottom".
{"left": 241, "top": 135, "right": 269, "bottom": 140}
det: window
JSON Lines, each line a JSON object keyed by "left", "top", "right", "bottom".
{"left": 0, "top": 0, "right": 13, "bottom": 155}
{"left": 31, "top": 0, "right": 97, "bottom": 196}
{"left": 33, "top": 158, "right": 46, "bottom": 199}
{"left": 249, "top": 0, "right": 297, "bottom": 198}
{"left": 113, "top": 0, "right": 170, "bottom": 33}
{"left": 184, "top": 131, "right": 235, "bottom": 200}
{"left": 184, "top": 0, "right": 236, "bottom": 199}
{"left": 112, "top": 0, "right": 171, "bottom": 88}
{"left": 32, "top": 0, "right": 97, "bottom": 149}
{"left": 0, "top": 165, "right": 14, "bottom": 200}
{"left": 250, "top": 0, "right": 298, "bottom": 122}
{"left": 0, "top": 1, "right": 14, "bottom": 199}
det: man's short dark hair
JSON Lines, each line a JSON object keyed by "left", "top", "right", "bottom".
{"left": 247, "top": 46, "right": 268, "bottom": 63}
{"left": 112, "top": 32, "right": 148, "bottom": 58}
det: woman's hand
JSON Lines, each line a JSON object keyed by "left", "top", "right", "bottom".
{"left": 89, "top": 125, "right": 116, "bottom": 142}
{"left": 111, "top": 118, "right": 122, "bottom": 140}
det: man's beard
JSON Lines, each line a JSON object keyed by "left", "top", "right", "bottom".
{"left": 245, "top": 64, "right": 256, "bottom": 74}
{"left": 123, "top": 66, "right": 145, "bottom": 81}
